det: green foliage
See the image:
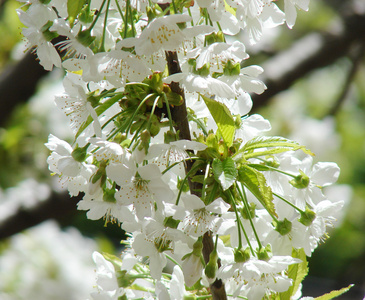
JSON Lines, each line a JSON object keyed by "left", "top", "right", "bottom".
{"left": 237, "top": 164, "right": 276, "bottom": 218}
{"left": 314, "top": 284, "right": 354, "bottom": 300}
{"left": 280, "top": 248, "right": 308, "bottom": 300}
{"left": 67, "top": 0, "right": 87, "bottom": 27}
{"left": 200, "top": 94, "right": 235, "bottom": 147}
{"left": 0, "top": 1, "right": 23, "bottom": 68}
{"left": 212, "top": 157, "right": 237, "bottom": 190}
{"left": 237, "top": 136, "right": 314, "bottom": 160}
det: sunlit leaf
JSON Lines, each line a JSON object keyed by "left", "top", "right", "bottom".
{"left": 237, "top": 136, "right": 314, "bottom": 158}
{"left": 68, "top": 0, "right": 87, "bottom": 27}
{"left": 280, "top": 248, "right": 308, "bottom": 300}
{"left": 237, "top": 164, "right": 276, "bottom": 217}
{"left": 212, "top": 157, "right": 237, "bottom": 190}
{"left": 200, "top": 94, "right": 235, "bottom": 147}
{"left": 314, "top": 284, "right": 354, "bottom": 300}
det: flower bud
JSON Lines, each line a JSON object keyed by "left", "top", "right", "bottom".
{"left": 223, "top": 60, "right": 241, "bottom": 76}
{"left": 145, "top": 72, "right": 164, "bottom": 94}
{"left": 164, "top": 130, "right": 178, "bottom": 143}
{"left": 163, "top": 216, "right": 180, "bottom": 229}
{"left": 257, "top": 244, "right": 272, "bottom": 261}
{"left": 234, "top": 115, "right": 242, "bottom": 128}
{"left": 71, "top": 144, "right": 88, "bottom": 162}
{"left": 275, "top": 218, "right": 292, "bottom": 236}
{"left": 241, "top": 202, "right": 256, "bottom": 220}
{"left": 41, "top": 21, "right": 58, "bottom": 41}
{"left": 192, "top": 239, "right": 203, "bottom": 257}
{"left": 79, "top": 3, "right": 94, "bottom": 24}
{"left": 197, "top": 63, "right": 210, "bottom": 76}
{"left": 76, "top": 29, "right": 96, "bottom": 47}
{"left": 290, "top": 170, "right": 310, "bottom": 189}
{"left": 265, "top": 156, "right": 280, "bottom": 168}
{"left": 116, "top": 270, "right": 136, "bottom": 288}
{"left": 234, "top": 247, "right": 250, "bottom": 263}
{"left": 147, "top": 7, "right": 157, "bottom": 23}
{"left": 299, "top": 207, "right": 316, "bottom": 226}
{"left": 204, "top": 250, "right": 218, "bottom": 279}
{"left": 138, "top": 130, "right": 151, "bottom": 153}
{"left": 91, "top": 161, "right": 106, "bottom": 186}
{"left": 165, "top": 91, "right": 183, "bottom": 106}
{"left": 103, "top": 188, "right": 116, "bottom": 203}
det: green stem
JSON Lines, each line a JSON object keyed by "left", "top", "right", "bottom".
{"left": 273, "top": 192, "right": 305, "bottom": 214}
{"left": 165, "top": 253, "right": 182, "bottom": 268}
{"left": 171, "top": 0, "right": 177, "bottom": 13}
{"left": 175, "top": 161, "right": 205, "bottom": 205}
{"left": 125, "top": 93, "right": 156, "bottom": 136}
{"left": 236, "top": 185, "right": 263, "bottom": 249}
{"left": 146, "top": 95, "right": 160, "bottom": 131}
{"left": 162, "top": 92, "right": 175, "bottom": 132}
{"left": 87, "top": 0, "right": 107, "bottom": 31}
{"left": 230, "top": 196, "right": 254, "bottom": 255}
{"left": 129, "top": 120, "right": 146, "bottom": 148}
{"left": 100, "top": 0, "right": 111, "bottom": 51}
{"left": 114, "top": 0, "right": 125, "bottom": 22}
{"left": 124, "top": 0, "right": 130, "bottom": 39}
{"left": 161, "top": 157, "right": 200, "bottom": 175}
{"left": 249, "top": 163, "right": 299, "bottom": 179}
{"left": 102, "top": 108, "right": 128, "bottom": 131}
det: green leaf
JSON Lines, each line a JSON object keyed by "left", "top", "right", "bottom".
{"left": 68, "top": 0, "right": 86, "bottom": 27}
{"left": 75, "top": 93, "right": 123, "bottom": 140}
{"left": 237, "top": 165, "right": 276, "bottom": 217}
{"left": 314, "top": 284, "right": 354, "bottom": 300}
{"left": 279, "top": 248, "right": 308, "bottom": 300}
{"left": 200, "top": 94, "right": 235, "bottom": 147}
{"left": 212, "top": 157, "right": 237, "bottom": 190}
{"left": 237, "top": 136, "right": 314, "bottom": 158}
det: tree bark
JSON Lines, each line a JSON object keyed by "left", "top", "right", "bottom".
{"left": 165, "top": 50, "right": 228, "bottom": 300}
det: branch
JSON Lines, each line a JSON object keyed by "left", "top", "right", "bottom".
{"left": 165, "top": 50, "right": 228, "bottom": 299}
{"left": 0, "top": 51, "right": 49, "bottom": 127}
{"left": 0, "top": 191, "right": 79, "bottom": 240}
{"left": 251, "top": 8, "right": 365, "bottom": 111}
{"left": 327, "top": 41, "right": 365, "bottom": 116}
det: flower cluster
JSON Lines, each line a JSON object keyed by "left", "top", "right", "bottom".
{"left": 18, "top": 0, "right": 347, "bottom": 299}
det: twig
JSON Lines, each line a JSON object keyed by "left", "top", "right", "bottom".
{"left": 327, "top": 41, "right": 365, "bottom": 116}
{"left": 0, "top": 191, "right": 80, "bottom": 240}
{"left": 251, "top": 10, "right": 365, "bottom": 111}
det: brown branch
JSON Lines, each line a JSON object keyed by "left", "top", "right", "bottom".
{"left": 165, "top": 50, "right": 227, "bottom": 299}
{"left": 0, "top": 50, "right": 49, "bottom": 127}
{"left": 327, "top": 41, "right": 365, "bottom": 116}
{"left": 0, "top": 191, "right": 80, "bottom": 240}
{"left": 251, "top": 9, "right": 365, "bottom": 111}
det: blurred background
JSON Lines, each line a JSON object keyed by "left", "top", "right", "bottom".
{"left": 0, "top": 0, "right": 364, "bottom": 299}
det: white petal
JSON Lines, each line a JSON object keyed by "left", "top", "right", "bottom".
{"left": 311, "top": 162, "right": 340, "bottom": 186}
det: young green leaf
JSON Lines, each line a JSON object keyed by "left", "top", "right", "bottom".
{"left": 200, "top": 94, "right": 235, "bottom": 147}
{"left": 237, "top": 164, "right": 276, "bottom": 217}
{"left": 314, "top": 284, "right": 354, "bottom": 300}
{"left": 212, "top": 157, "right": 237, "bottom": 190}
{"left": 279, "top": 248, "right": 308, "bottom": 300}
{"left": 237, "top": 136, "right": 314, "bottom": 158}
{"left": 68, "top": 0, "right": 87, "bottom": 27}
